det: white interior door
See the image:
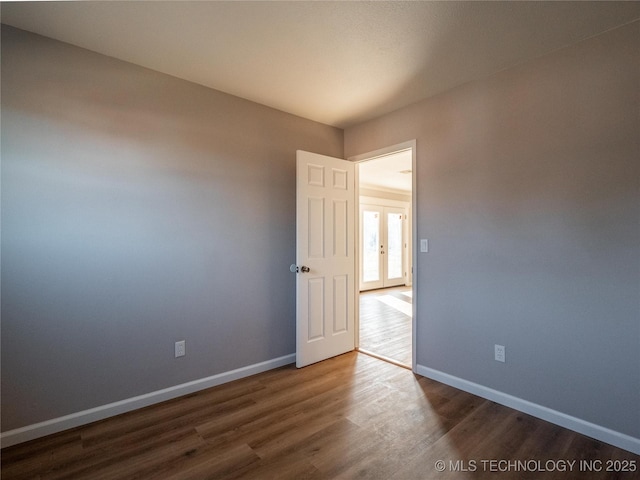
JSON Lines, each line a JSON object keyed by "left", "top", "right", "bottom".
{"left": 295, "top": 150, "right": 355, "bottom": 368}
{"left": 360, "top": 205, "right": 406, "bottom": 291}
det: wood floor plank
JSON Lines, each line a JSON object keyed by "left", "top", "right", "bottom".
{"left": 0, "top": 431, "right": 82, "bottom": 480}
{"left": 226, "top": 449, "right": 322, "bottom": 480}
{"left": 160, "top": 443, "right": 262, "bottom": 480}
{"left": 40, "top": 427, "right": 203, "bottom": 480}
{"left": 83, "top": 394, "right": 257, "bottom": 452}
{"left": 359, "top": 287, "right": 412, "bottom": 366}
{"left": 248, "top": 382, "right": 388, "bottom": 460}
{"left": 2, "top": 352, "right": 638, "bottom": 480}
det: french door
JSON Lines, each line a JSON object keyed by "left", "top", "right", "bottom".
{"left": 360, "top": 204, "right": 406, "bottom": 291}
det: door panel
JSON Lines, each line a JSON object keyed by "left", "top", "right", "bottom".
{"left": 308, "top": 197, "right": 325, "bottom": 258}
{"left": 296, "top": 151, "right": 355, "bottom": 368}
{"left": 333, "top": 200, "right": 348, "bottom": 257}
{"left": 333, "top": 275, "right": 348, "bottom": 333}
{"left": 307, "top": 278, "right": 325, "bottom": 340}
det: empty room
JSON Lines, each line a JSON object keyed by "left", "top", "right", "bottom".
{"left": 1, "top": 2, "right": 639, "bottom": 479}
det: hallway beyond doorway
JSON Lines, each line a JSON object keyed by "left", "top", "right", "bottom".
{"left": 359, "top": 286, "right": 412, "bottom": 368}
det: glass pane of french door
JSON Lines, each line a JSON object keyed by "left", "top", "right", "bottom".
{"left": 386, "top": 212, "right": 403, "bottom": 280}
{"left": 362, "top": 210, "right": 380, "bottom": 283}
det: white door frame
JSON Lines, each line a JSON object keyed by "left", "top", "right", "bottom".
{"left": 349, "top": 140, "right": 417, "bottom": 372}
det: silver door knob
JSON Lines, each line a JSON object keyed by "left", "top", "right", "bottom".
{"left": 290, "top": 264, "right": 310, "bottom": 273}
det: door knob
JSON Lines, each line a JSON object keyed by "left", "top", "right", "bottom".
{"left": 290, "top": 264, "right": 310, "bottom": 273}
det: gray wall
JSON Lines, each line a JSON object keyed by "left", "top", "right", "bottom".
{"left": 3, "top": 19, "right": 639, "bottom": 442}
{"left": 1, "top": 26, "right": 343, "bottom": 431}
{"left": 346, "top": 21, "right": 639, "bottom": 438}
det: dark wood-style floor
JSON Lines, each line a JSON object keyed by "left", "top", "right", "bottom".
{"left": 359, "top": 286, "right": 412, "bottom": 367}
{"left": 2, "top": 353, "right": 638, "bottom": 479}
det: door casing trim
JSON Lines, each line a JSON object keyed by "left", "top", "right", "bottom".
{"left": 349, "top": 140, "right": 417, "bottom": 372}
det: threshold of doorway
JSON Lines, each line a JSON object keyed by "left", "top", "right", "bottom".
{"left": 357, "top": 348, "right": 411, "bottom": 370}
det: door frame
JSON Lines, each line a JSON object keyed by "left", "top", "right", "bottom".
{"left": 349, "top": 140, "right": 417, "bottom": 372}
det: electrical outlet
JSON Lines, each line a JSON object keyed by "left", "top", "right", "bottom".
{"left": 175, "top": 340, "right": 186, "bottom": 358}
{"left": 495, "top": 344, "right": 505, "bottom": 363}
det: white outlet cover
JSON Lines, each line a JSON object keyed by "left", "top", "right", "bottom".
{"left": 175, "top": 340, "right": 186, "bottom": 358}
{"left": 495, "top": 344, "right": 505, "bottom": 363}
{"left": 420, "top": 239, "right": 428, "bottom": 253}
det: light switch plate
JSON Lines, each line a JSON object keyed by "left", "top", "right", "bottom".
{"left": 420, "top": 239, "right": 428, "bottom": 253}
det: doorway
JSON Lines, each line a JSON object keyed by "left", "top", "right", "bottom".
{"left": 353, "top": 143, "right": 415, "bottom": 369}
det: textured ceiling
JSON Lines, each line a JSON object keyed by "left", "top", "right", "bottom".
{"left": 2, "top": 1, "right": 639, "bottom": 128}
{"left": 359, "top": 150, "right": 413, "bottom": 194}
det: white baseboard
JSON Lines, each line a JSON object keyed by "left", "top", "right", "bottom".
{"left": 416, "top": 364, "right": 640, "bottom": 455}
{"left": 1, "top": 353, "right": 295, "bottom": 448}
